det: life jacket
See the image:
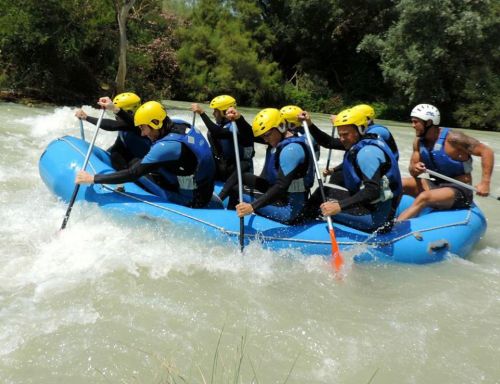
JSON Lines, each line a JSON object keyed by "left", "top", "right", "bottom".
{"left": 118, "top": 131, "right": 151, "bottom": 159}
{"left": 262, "top": 135, "right": 315, "bottom": 194}
{"left": 343, "top": 137, "right": 402, "bottom": 205}
{"left": 152, "top": 119, "right": 215, "bottom": 193}
{"left": 419, "top": 127, "right": 472, "bottom": 178}
{"left": 291, "top": 126, "right": 321, "bottom": 160}
{"left": 115, "top": 113, "right": 151, "bottom": 159}
{"left": 365, "top": 124, "right": 399, "bottom": 161}
{"left": 207, "top": 121, "right": 255, "bottom": 162}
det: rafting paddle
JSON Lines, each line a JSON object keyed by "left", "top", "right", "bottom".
{"left": 323, "top": 126, "right": 335, "bottom": 182}
{"left": 79, "top": 117, "right": 86, "bottom": 141}
{"left": 60, "top": 108, "right": 106, "bottom": 230}
{"left": 425, "top": 169, "right": 500, "bottom": 201}
{"left": 231, "top": 121, "right": 245, "bottom": 251}
{"left": 302, "top": 121, "right": 344, "bottom": 272}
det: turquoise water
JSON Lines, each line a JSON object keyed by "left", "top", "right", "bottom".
{"left": 1, "top": 101, "right": 499, "bottom": 383}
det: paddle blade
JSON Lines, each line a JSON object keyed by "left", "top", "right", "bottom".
{"left": 329, "top": 228, "right": 344, "bottom": 272}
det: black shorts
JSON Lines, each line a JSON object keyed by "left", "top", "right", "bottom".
{"left": 427, "top": 180, "right": 473, "bottom": 209}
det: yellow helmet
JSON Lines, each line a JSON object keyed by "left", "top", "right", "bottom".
{"left": 280, "top": 105, "right": 303, "bottom": 128}
{"left": 252, "top": 108, "right": 283, "bottom": 137}
{"left": 113, "top": 92, "right": 141, "bottom": 113}
{"left": 134, "top": 101, "right": 167, "bottom": 130}
{"left": 209, "top": 95, "right": 236, "bottom": 111}
{"left": 352, "top": 104, "right": 375, "bottom": 120}
{"left": 333, "top": 108, "right": 368, "bottom": 133}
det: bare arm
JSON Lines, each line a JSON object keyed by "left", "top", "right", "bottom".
{"left": 448, "top": 131, "right": 495, "bottom": 195}
{"left": 408, "top": 138, "right": 425, "bottom": 177}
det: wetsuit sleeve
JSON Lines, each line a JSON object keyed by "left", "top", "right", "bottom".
{"left": 93, "top": 141, "right": 182, "bottom": 184}
{"left": 85, "top": 116, "right": 123, "bottom": 131}
{"left": 253, "top": 135, "right": 266, "bottom": 145}
{"left": 200, "top": 113, "right": 230, "bottom": 138}
{"left": 201, "top": 113, "right": 254, "bottom": 145}
{"left": 338, "top": 146, "right": 385, "bottom": 210}
{"left": 93, "top": 160, "right": 158, "bottom": 184}
{"left": 235, "top": 115, "right": 255, "bottom": 146}
{"left": 115, "top": 109, "right": 135, "bottom": 128}
{"left": 251, "top": 143, "right": 305, "bottom": 210}
{"left": 308, "top": 123, "right": 344, "bottom": 150}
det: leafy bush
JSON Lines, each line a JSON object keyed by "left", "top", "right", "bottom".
{"left": 453, "top": 67, "right": 500, "bottom": 131}
{"left": 127, "top": 9, "right": 182, "bottom": 101}
{"left": 175, "top": 0, "right": 283, "bottom": 106}
{"left": 360, "top": 0, "right": 499, "bottom": 129}
{"left": 282, "top": 72, "right": 344, "bottom": 113}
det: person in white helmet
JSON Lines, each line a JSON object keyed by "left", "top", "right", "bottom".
{"left": 397, "top": 104, "right": 494, "bottom": 221}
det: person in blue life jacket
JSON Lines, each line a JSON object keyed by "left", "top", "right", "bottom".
{"left": 351, "top": 104, "right": 399, "bottom": 161}
{"left": 296, "top": 109, "right": 346, "bottom": 187}
{"left": 314, "top": 103, "right": 399, "bottom": 183}
{"left": 299, "top": 108, "right": 402, "bottom": 233}
{"left": 75, "top": 93, "right": 151, "bottom": 170}
{"left": 233, "top": 108, "right": 315, "bottom": 224}
{"left": 191, "top": 95, "right": 254, "bottom": 200}
{"left": 76, "top": 101, "right": 216, "bottom": 208}
{"left": 397, "top": 104, "right": 494, "bottom": 221}
{"left": 280, "top": 105, "right": 321, "bottom": 160}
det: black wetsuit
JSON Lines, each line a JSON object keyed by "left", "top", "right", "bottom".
{"left": 199, "top": 113, "right": 255, "bottom": 199}
{"left": 94, "top": 122, "right": 213, "bottom": 208}
{"left": 299, "top": 138, "right": 402, "bottom": 232}
{"left": 307, "top": 123, "right": 344, "bottom": 150}
{"left": 87, "top": 110, "right": 146, "bottom": 170}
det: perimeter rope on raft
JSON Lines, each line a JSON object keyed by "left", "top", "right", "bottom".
{"left": 60, "top": 136, "right": 474, "bottom": 248}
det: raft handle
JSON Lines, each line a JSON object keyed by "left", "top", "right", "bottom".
{"left": 428, "top": 239, "right": 449, "bottom": 253}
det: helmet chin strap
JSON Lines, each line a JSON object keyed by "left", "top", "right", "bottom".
{"left": 355, "top": 124, "right": 366, "bottom": 137}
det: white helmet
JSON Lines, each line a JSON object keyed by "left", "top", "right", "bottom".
{"left": 411, "top": 104, "right": 440, "bottom": 125}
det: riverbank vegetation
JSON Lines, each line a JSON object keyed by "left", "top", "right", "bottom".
{"left": 0, "top": 0, "right": 498, "bottom": 130}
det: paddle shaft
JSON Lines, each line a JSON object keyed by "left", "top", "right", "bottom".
{"left": 60, "top": 109, "right": 106, "bottom": 230}
{"left": 302, "top": 121, "right": 343, "bottom": 270}
{"left": 79, "top": 118, "right": 85, "bottom": 141}
{"left": 231, "top": 121, "right": 245, "bottom": 251}
{"left": 426, "top": 169, "right": 500, "bottom": 201}
{"left": 192, "top": 111, "right": 196, "bottom": 130}
{"left": 323, "top": 126, "right": 335, "bottom": 182}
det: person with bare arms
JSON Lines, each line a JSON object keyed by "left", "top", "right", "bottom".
{"left": 397, "top": 104, "right": 494, "bottom": 221}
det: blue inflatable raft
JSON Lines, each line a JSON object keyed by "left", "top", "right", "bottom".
{"left": 39, "top": 135, "right": 487, "bottom": 264}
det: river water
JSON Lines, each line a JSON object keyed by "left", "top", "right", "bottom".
{"left": 1, "top": 100, "right": 499, "bottom": 383}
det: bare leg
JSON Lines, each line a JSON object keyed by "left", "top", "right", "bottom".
{"left": 397, "top": 187, "right": 457, "bottom": 221}
{"left": 402, "top": 176, "right": 429, "bottom": 196}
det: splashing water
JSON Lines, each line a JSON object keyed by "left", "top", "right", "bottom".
{"left": 1, "top": 101, "right": 500, "bottom": 383}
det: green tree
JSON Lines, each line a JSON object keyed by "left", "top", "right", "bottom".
{"left": 360, "top": 0, "right": 500, "bottom": 129}
{"left": 175, "top": 0, "right": 282, "bottom": 106}
{"left": 125, "top": 2, "right": 182, "bottom": 100}
{"left": 257, "top": 0, "right": 396, "bottom": 109}
{"left": 0, "top": 0, "right": 117, "bottom": 103}
{"left": 0, "top": 0, "right": 180, "bottom": 103}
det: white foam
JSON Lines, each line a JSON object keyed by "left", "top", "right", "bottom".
{"left": 1, "top": 103, "right": 500, "bottom": 382}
